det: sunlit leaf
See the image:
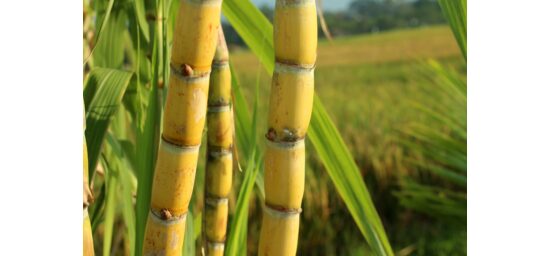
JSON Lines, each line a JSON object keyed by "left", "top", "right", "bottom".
{"left": 84, "top": 68, "right": 133, "bottom": 179}
{"left": 437, "top": 0, "right": 467, "bottom": 60}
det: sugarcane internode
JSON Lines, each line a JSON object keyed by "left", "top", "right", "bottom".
{"left": 143, "top": 0, "right": 223, "bottom": 255}
{"left": 259, "top": 0, "right": 317, "bottom": 255}
{"left": 204, "top": 28, "right": 233, "bottom": 256}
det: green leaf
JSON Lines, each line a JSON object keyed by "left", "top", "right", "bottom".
{"left": 90, "top": 183, "right": 106, "bottom": 233}
{"left": 84, "top": 0, "right": 115, "bottom": 65}
{"left": 106, "top": 132, "right": 137, "bottom": 256}
{"left": 437, "top": 0, "right": 467, "bottom": 60}
{"left": 120, "top": 166, "right": 137, "bottom": 256}
{"left": 134, "top": 84, "right": 160, "bottom": 256}
{"left": 223, "top": 0, "right": 274, "bottom": 73}
{"left": 229, "top": 64, "right": 253, "bottom": 157}
{"left": 193, "top": 211, "right": 202, "bottom": 241}
{"left": 225, "top": 149, "right": 262, "bottom": 256}
{"left": 84, "top": 68, "right": 133, "bottom": 180}
{"left": 309, "top": 96, "right": 394, "bottom": 256}
{"left": 133, "top": 0, "right": 150, "bottom": 43}
{"left": 183, "top": 208, "right": 195, "bottom": 256}
{"left": 92, "top": 11, "right": 128, "bottom": 69}
{"left": 100, "top": 155, "right": 118, "bottom": 256}
{"left": 226, "top": 63, "right": 265, "bottom": 256}
{"left": 135, "top": 3, "right": 164, "bottom": 252}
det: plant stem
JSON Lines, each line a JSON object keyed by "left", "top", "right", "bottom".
{"left": 258, "top": 0, "right": 317, "bottom": 255}
{"left": 142, "top": 0, "right": 223, "bottom": 255}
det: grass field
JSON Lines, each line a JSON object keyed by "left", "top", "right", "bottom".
{"left": 228, "top": 25, "right": 466, "bottom": 255}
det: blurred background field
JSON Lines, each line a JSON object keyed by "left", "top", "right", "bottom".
{"left": 232, "top": 25, "right": 462, "bottom": 181}
{"left": 229, "top": 25, "right": 466, "bottom": 255}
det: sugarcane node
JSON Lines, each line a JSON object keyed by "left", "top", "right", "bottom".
{"left": 205, "top": 196, "right": 229, "bottom": 207}
{"left": 207, "top": 150, "right": 216, "bottom": 161}
{"left": 179, "top": 64, "right": 192, "bottom": 77}
{"left": 212, "top": 60, "right": 229, "bottom": 67}
{"left": 145, "top": 13, "right": 156, "bottom": 21}
{"left": 160, "top": 134, "right": 202, "bottom": 151}
{"left": 207, "top": 103, "right": 231, "bottom": 113}
{"left": 275, "top": 58, "right": 316, "bottom": 68}
{"left": 207, "top": 99, "right": 230, "bottom": 107}
{"left": 274, "top": 61, "right": 317, "bottom": 74}
{"left": 265, "top": 202, "right": 302, "bottom": 214}
{"left": 266, "top": 128, "right": 277, "bottom": 141}
{"left": 207, "top": 147, "right": 232, "bottom": 160}
{"left": 281, "top": 128, "right": 300, "bottom": 142}
{"left": 275, "top": 59, "right": 301, "bottom": 68}
{"left": 266, "top": 127, "right": 302, "bottom": 142}
{"left": 160, "top": 208, "right": 173, "bottom": 220}
{"left": 161, "top": 135, "right": 180, "bottom": 148}
{"left": 207, "top": 241, "right": 226, "bottom": 249}
{"left": 157, "top": 79, "right": 164, "bottom": 89}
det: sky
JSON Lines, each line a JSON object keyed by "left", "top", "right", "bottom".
{"left": 251, "top": 0, "right": 353, "bottom": 11}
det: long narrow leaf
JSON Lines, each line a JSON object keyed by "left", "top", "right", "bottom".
{"left": 309, "top": 96, "right": 394, "bottom": 255}
{"left": 101, "top": 155, "right": 118, "bottom": 256}
{"left": 84, "top": 0, "right": 115, "bottom": 65}
{"left": 135, "top": 4, "right": 164, "bottom": 251}
{"left": 225, "top": 150, "right": 262, "bottom": 256}
{"left": 184, "top": 208, "right": 195, "bottom": 256}
{"left": 437, "top": 0, "right": 467, "bottom": 60}
{"left": 106, "top": 133, "right": 137, "bottom": 256}
{"left": 134, "top": 84, "right": 159, "bottom": 256}
{"left": 229, "top": 64, "right": 252, "bottom": 157}
{"left": 133, "top": 0, "right": 150, "bottom": 43}
{"left": 223, "top": 0, "right": 274, "bottom": 73}
{"left": 226, "top": 65, "right": 264, "bottom": 255}
{"left": 92, "top": 11, "right": 127, "bottom": 69}
{"left": 84, "top": 68, "right": 133, "bottom": 180}
{"left": 229, "top": 64, "right": 266, "bottom": 199}
{"left": 90, "top": 183, "right": 106, "bottom": 232}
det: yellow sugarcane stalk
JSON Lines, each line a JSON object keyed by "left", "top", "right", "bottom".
{"left": 203, "top": 28, "right": 232, "bottom": 256}
{"left": 259, "top": 0, "right": 317, "bottom": 255}
{"left": 143, "top": 0, "right": 223, "bottom": 255}
{"left": 83, "top": 113, "right": 94, "bottom": 256}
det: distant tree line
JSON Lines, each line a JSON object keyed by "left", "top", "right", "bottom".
{"left": 222, "top": 0, "right": 446, "bottom": 47}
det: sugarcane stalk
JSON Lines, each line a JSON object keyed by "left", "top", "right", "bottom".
{"left": 142, "top": 0, "right": 223, "bottom": 255}
{"left": 84, "top": 113, "right": 95, "bottom": 256}
{"left": 203, "top": 27, "right": 232, "bottom": 256}
{"left": 259, "top": 0, "right": 317, "bottom": 255}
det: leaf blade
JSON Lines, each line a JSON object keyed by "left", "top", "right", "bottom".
{"left": 84, "top": 68, "right": 133, "bottom": 179}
